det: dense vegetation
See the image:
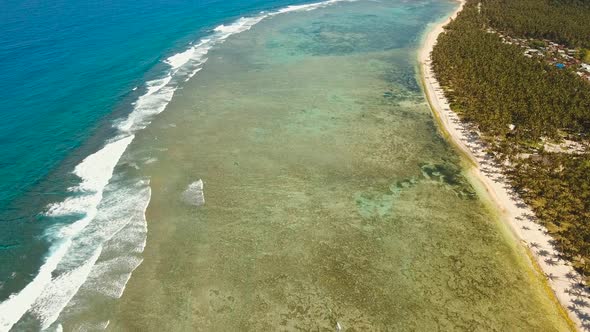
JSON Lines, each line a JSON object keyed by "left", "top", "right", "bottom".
{"left": 431, "top": 1, "right": 590, "bottom": 279}
{"left": 482, "top": 0, "right": 590, "bottom": 48}
{"left": 509, "top": 153, "right": 590, "bottom": 269}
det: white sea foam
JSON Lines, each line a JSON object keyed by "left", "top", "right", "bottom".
{"left": 144, "top": 157, "right": 158, "bottom": 165}
{"left": 85, "top": 256, "right": 145, "bottom": 299}
{"left": 165, "top": 39, "right": 212, "bottom": 70}
{"left": 214, "top": 16, "right": 268, "bottom": 40}
{"left": 186, "top": 67, "right": 203, "bottom": 81}
{"left": 0, "top": 136, "right": 132, "bottom": 331}
{"left": 26, "top": 180, "right": 151, "bottom": 330}
{"left": 45, "top": 136, "right": 134, "bottom": 219}
{"left": 145, "top": 75, "right": 172, "bottom": 96}
{"left": 36, "top": 180, "right": 150, "bottom": 330}
{"left": 116, "top": 83, "right": 176, "bottom": 133}
{"left": 30, "top": 248, "right": 102, "bottom": 329}
{"left": 273, "top": 0, "right": 355, "bottom": 15}
{"left": 275, "top": 3, "right": 320, "bottom": 14}
{"left": 182, "top": 179, "right": 205, "bottom": 206}
{"left": 0, "top": 242, "right": 68, "bottom": 331}
{"left": 0, "top": 0, "right": 355, "bottom": 329}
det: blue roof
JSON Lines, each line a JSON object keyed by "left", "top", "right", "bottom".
{"left": 556, "top": 63, "right": 566, "bottom": 69}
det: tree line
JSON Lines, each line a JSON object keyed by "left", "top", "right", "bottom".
{"left": 431, "top": 0, "right": 590, "bottom": 280}
{"left": 481, "top": 0, "right": 590, "bottom": 48}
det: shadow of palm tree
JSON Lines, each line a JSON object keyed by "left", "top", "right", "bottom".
{"left": 544, "top": 258, "right": 557, "bottom": 266}
{"left": 538, "top": 249, "right": 550, "bottom": 257}
{"left": 573, "top": 298, "right": 590, "bottom": 308}
{"left": 577, "top": 311, "right": 590, "bottom": 322}
{"left": 566, "top": 271, "right": 578, "bottom": 281}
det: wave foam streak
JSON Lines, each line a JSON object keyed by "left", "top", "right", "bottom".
{"left": 0, "top": 136, "right": 132, "bottom": 331}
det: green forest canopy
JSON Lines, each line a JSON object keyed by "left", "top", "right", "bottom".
{"left": 481, "top": 0, "right": 590, "bottom": 48}
{"left": 431, "top": 0, "right": 590, "bottom": 280}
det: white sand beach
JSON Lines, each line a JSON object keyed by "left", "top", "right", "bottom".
{"left": 419, "top": 1, "right": 590, "bottom": 329}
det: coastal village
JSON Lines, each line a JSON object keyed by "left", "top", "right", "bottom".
{"left": 494, "top": 30, "right": 590, "bottom": 154}
{"left": 488, "top": 28, "right": 590, "bottom": 82}
{"left": 480, "top": 28, "right": 590, "bottom": 153}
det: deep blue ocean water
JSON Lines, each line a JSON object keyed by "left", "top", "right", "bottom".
{"left": 0, "top": 0, "right": 321, "bottom": 207}
{"left": 0, "top": 0, "right": 330, "bottom": 327}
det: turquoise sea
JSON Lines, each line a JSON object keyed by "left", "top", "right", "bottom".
{"left": 0, "top": 0, "right": 572, "bottom": 330}
{"left": 0, "top": 0, "right": 356, "bottom": 328}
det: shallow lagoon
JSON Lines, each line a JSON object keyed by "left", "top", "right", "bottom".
{"left": 85, "top": 0, "right": 570, "bottom": 330}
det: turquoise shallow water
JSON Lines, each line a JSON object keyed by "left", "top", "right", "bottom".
{"left": 0, "top": 0, "right": 325, "bottom": 270}
{"left": 106, "top": 0, "right": 569, "bottom": 330}
{"left": 0, "top": 0, "right": 321, "bottom": 207}
{"left": 0, "top": 0, "right": 573, "bottom": 330}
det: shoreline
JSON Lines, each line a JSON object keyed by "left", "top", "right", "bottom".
{"left": 419, "top": 1, "right": 589, "bottom": 330}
